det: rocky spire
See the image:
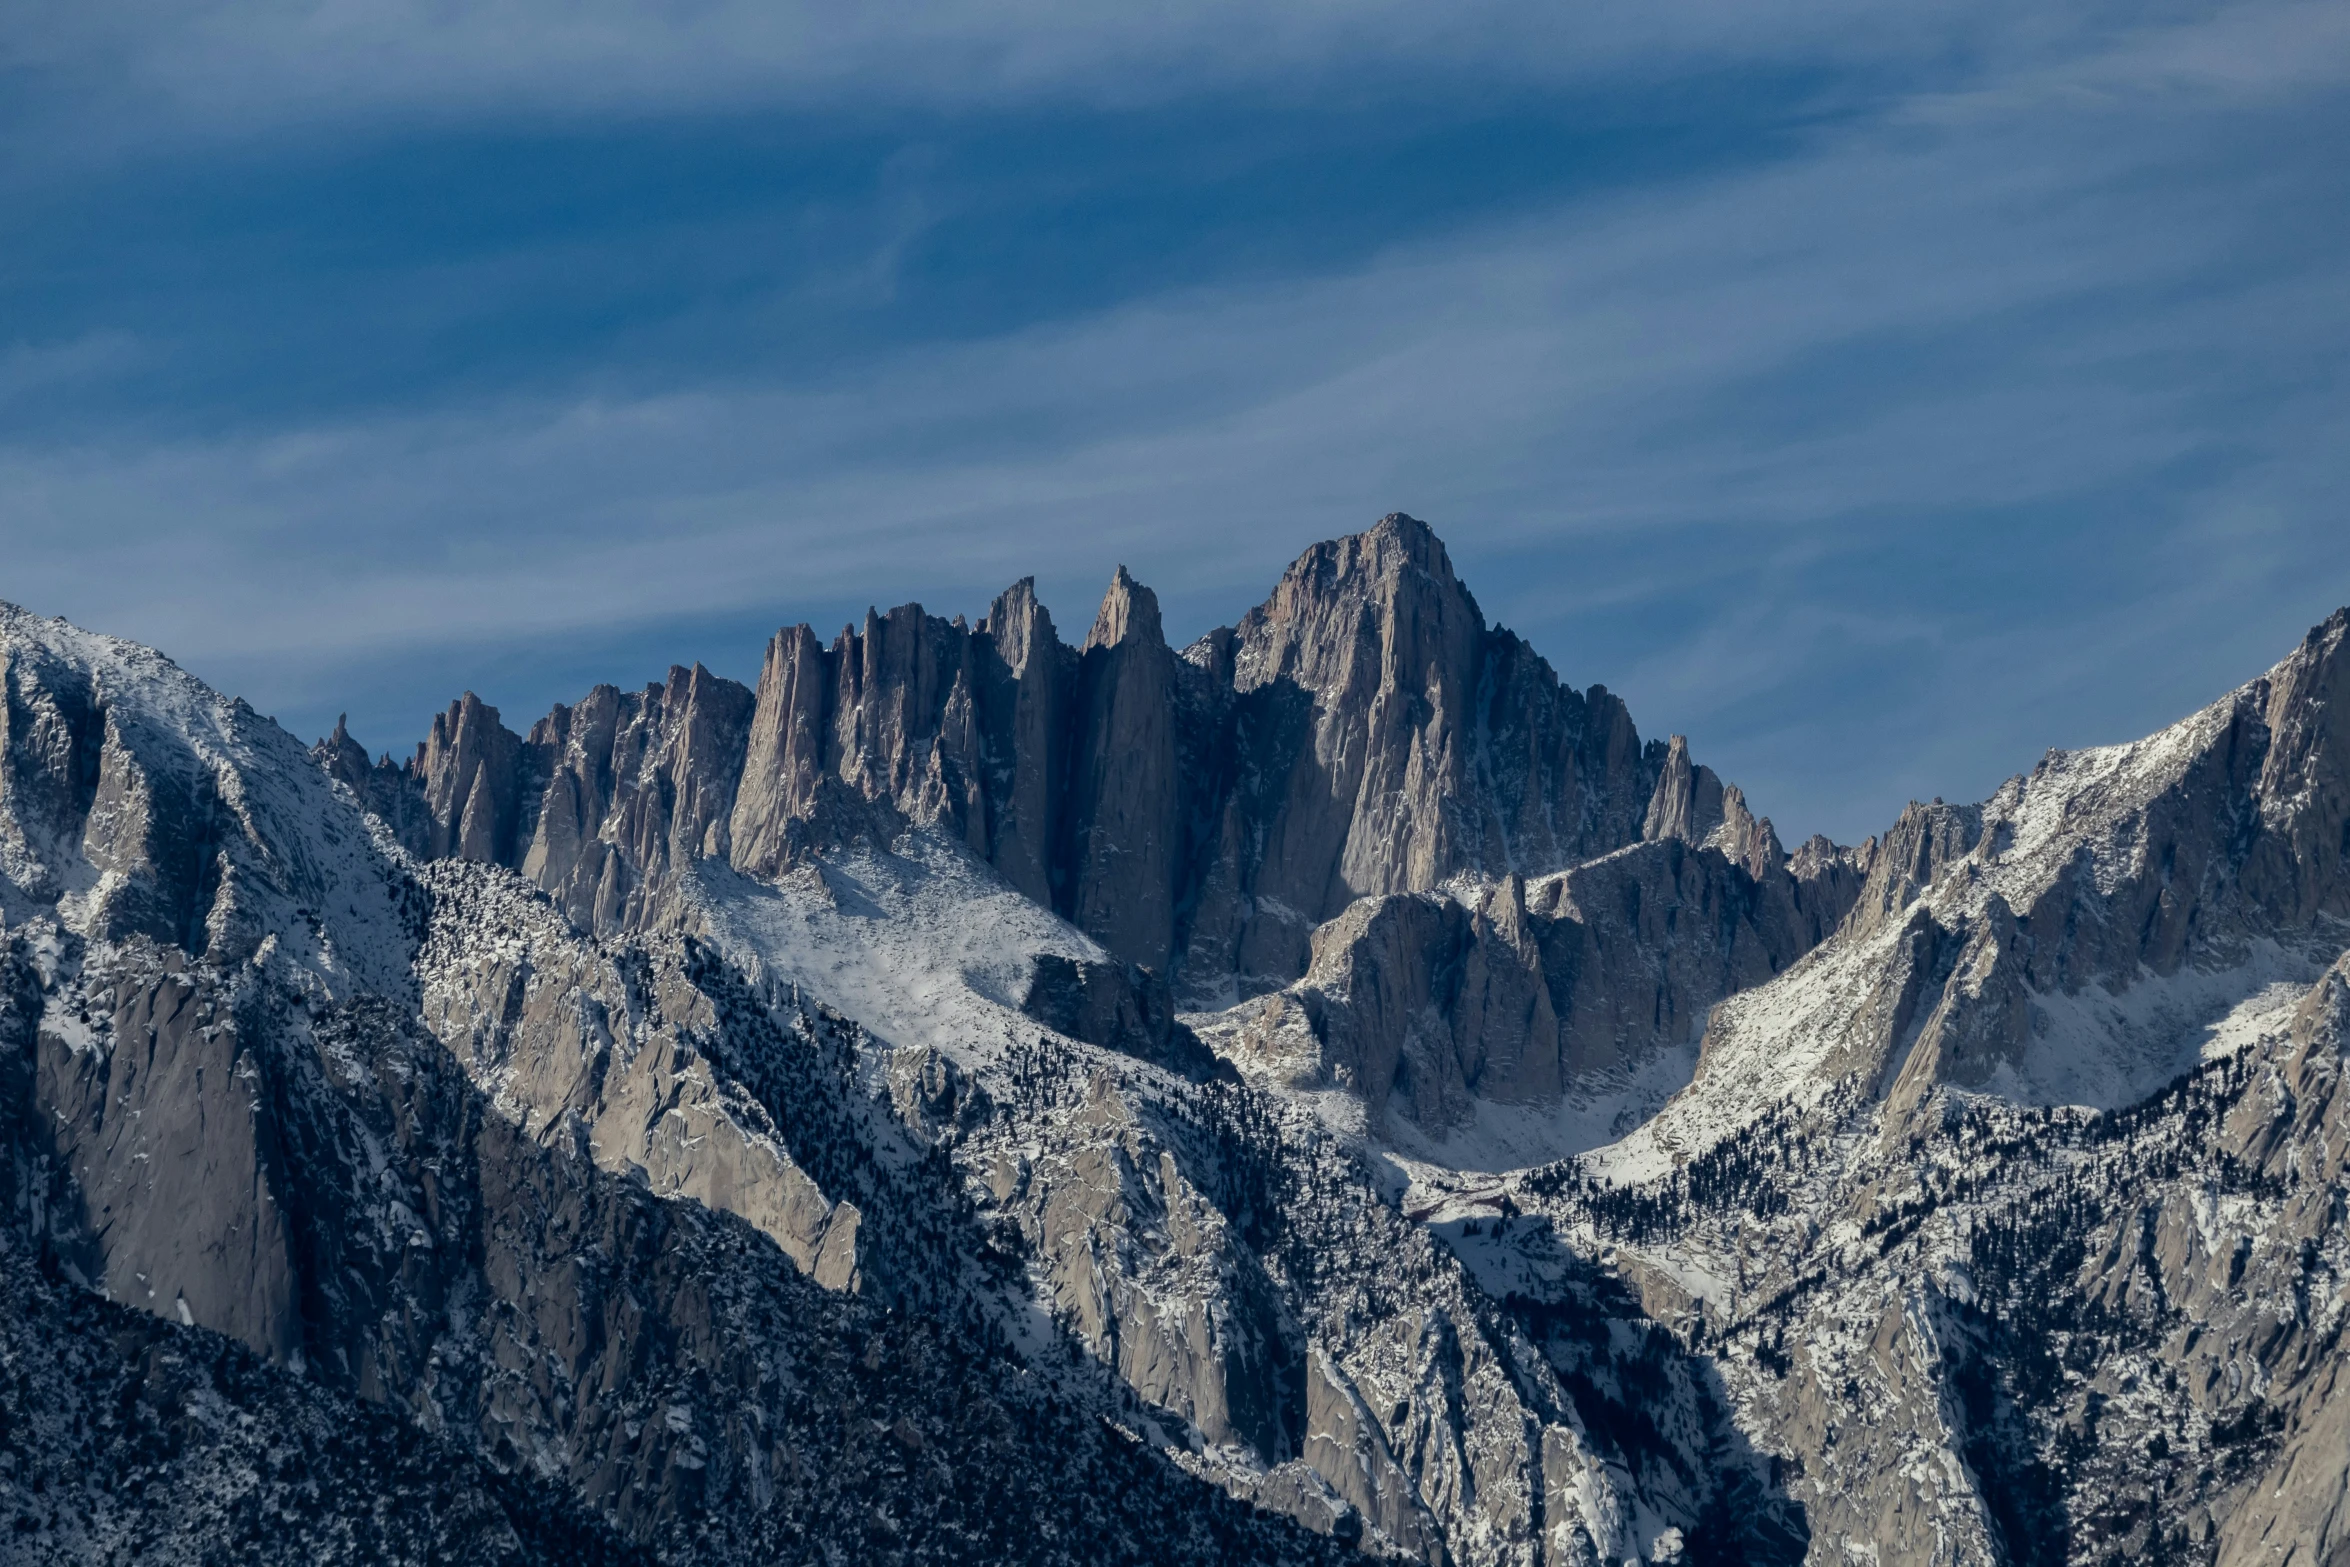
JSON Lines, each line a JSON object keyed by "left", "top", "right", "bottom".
{"left": 1065, "top": 566, "right": 1182, "bottom": 970}
{"left": 315, "top": 714, "right": 370, "bottom": 795}
{"left": 1640, "top": 735, "right": 1726, "bottom": 847}
{"left": 730, "top": 625, "right": 831, "bottom": 878}
{"left": 1084, "top": 565, "right": 1162, "bottom": 652}
{"left": 413, "top": 692, "right": 527, "bottom": 864}
{"left": 1710, "top": 782, "right": 1786, "bottom": 877}
{"left": 976, "top": 578, "right": 1068, "bottom": 905}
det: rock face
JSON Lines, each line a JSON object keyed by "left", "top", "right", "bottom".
{"left": 380, "top": 516, "right": 1682, "bottom": 1013}
{"left": 35, "top": 950, "right": 306, "bottom": 1360}
{"left": 1066, "top": 568, "right": 1185, "bottom": 969}
{"left": 1177, "top": 518, "right": 1662, "bottom": 1001}
{"left": 524, "top": 664, "right": 759, "bottom": 932}
{"left": 1218, "top": 834, "right": 1862, "bottom": 1136}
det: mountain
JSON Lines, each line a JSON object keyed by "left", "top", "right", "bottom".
{"left": 333, "top": 514, "right": 1854, "bottom": 1147}
{"left": 352, "top": 517, "right": 1683, "bottom": 990}
{"left": 2, "top": 520, "right": 2345, "bottom": 1566}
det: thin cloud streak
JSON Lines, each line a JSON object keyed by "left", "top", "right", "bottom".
{"left": 13, "top": 0, "right": 2103, "bottom": 140}
{"left": 1, "top": 1, "right": 2343, "bottom": 843}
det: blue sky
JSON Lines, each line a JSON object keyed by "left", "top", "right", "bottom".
{"left": 3, "top": 1, "right": 2346, "bottom": 843}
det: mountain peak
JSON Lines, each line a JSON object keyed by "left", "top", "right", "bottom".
{"left": 1323, "top": 510, "right": 1460, "bottom": 590}
{"left": 1084, "top": 564, "right": 1163, "bottom": 653}
{"left": 981, "top": 576, "right": 1058, "bottom": 681}
{"left": 1362, "top": 509, "right": 1446, "bottom": 565}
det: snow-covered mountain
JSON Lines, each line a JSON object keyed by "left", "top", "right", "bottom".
{"left": 2, "top": 521, "right": 2344, "bottom": 1565}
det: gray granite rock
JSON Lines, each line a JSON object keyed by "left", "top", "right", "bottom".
{"left": 377, "top": 517, "right": 1708, "bottom": 1017}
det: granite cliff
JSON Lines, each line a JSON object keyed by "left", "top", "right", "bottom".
{"left": 350, "top": 515, "right": 1846, "bottom": 1147}
{"left": 366, "top": 517, "right": 1683, "bottom": 1001}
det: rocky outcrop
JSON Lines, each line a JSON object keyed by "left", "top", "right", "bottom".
{"left": 1013, "top": 1078, "right": 1303, "bottom": 1470}
{"left": 0, "top": 606, "right": 416, "bottom": 996}
{"left": 1785, "top": 827, "right": 1869, "bottom": 920}
{"left": 972, "top": 578, "right": 1071, "bottom": 905}
{"left": 1, "top": 620, "right": 222, "bottom": 951}
{"left": 316, "top": 713, "right": 435, "bottom": 855}
{"left": 1838, "top": 796, "right": 1984, "bottom": 941}
{"left": 523, "top": 664, "right": 758, "bottom": 932}
{"left": 30, "top": 948, "right": 305, "bottom": 1360}
{"left": 1019, "top": 951, "right": 1230, "bottom": 1082}
{"left": 1066, "top": 569, "right": 1185, "bottom": 970}
{"left": 1177, "top": 516, "right": 1664, "bottom": 1005}
{"left": 416, "top": 692, "right": 532, "bottom": 864}
{"left": 1641, "top": 735, "right": 1725, "bottom": 848}
{"left": 1711, "top": 781, "right": 1789, "bottom": 877}
{"left": 414, "top": 863, "right": 862, "bottom": 1290}
{"left": 1216, "top": 833, "right": 1864, "bottom": 1136}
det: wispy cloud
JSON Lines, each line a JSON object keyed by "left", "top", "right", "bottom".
{"left": 14, "top": 0, "right": 2078, "bottom": 135}
{"left": 1, "top": 0, "right": 2344, "bottom": 840}
{"left": 0, "top": 331, "right": 144, "bottom": 405}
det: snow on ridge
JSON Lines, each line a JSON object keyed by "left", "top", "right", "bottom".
{"left": 1582, "top": 659, "right": 2332, "bottom": 1182}
{"left": 683, "top": 829, "right": 1115, "bottom": 1071}
{"left": 1588, "top": 921, "right": 1905, "bottom": 1185}
{"left": 0, "top": 604, "right": 415, "bottom": 1000}
{"left": 1965, "top": 688, "right": 2242, "bottom": 914}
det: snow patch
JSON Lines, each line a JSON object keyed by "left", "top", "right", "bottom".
{"left": 1992, "top": 941, "right": 2333, "bottom": 1108}
{"left": 683, "top": 831, "right": 1111, "bottom": 1069}
{"left": 1377, "top": 1039, "right": 1702, "bottom": 1178}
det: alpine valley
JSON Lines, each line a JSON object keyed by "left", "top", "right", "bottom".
{"left": 2, "top": 514, "right": 2345, "bottom": 1566}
